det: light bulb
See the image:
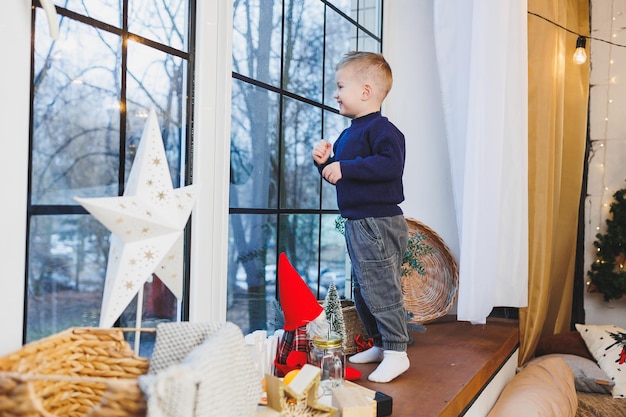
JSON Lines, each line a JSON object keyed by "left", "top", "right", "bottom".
{"left": 573, "top": 36, "right": 587, "bottom": 64}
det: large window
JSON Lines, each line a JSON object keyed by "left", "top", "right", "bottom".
{"left": 26, "top": 0, "right": 194, "bottom": 345}
{"left": 228, "top": 0, "right": 383, "bottom": 334}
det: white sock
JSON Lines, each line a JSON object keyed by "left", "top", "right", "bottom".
{"left": 348, "top": 346, "right": 384, "bottom": 364}
{"left": 368, "top": 350, "right": 410, "bottom": 383}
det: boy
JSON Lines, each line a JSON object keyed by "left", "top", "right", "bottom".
{"left": 312, "top": 51, "right": 409, "bottom": 383}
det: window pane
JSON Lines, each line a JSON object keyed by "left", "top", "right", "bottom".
{"left": 118, "top": 276, "right": 178, "bottom": 358}
{"left": 26, "top": 215, "right": 108, "bottom": 341}
{"left": 280, "top": 98, "right": 322, "bottom": 210}
{"left": 324, "top": 8, "right": 355, "bottom": 108}
{"left": 358, "top": 31, "right": 381, "bottom": 53}
{"left": 230, "top": 79, "right": 280, "bottom": 209}
{"left": 227, "top": 213, "right": 278, "bottom": 335}
{"left": 358, "top": 0, "right": 381, "bottom": 37}
{"left": 228, "top": 0, "right": 382, "bottom": 333}
{"left": 126, "top": 41, "right": 186, "bottom": 186}
{"left": 232, "top": 0, "right": 283, "bottom": 87}
{"left": 52, "top": 0, "right": 121, "bottom": 27}
{"left": 278, "top": 214, "right": 321, "bottom": 298}
{"left": 32, "top": 13, "right": 121, "bottom": 204}
{"left": 26, "top": 214, "right": 179, "bottom": 344}
{"left": 28, "top": 2, "right": 193, "bottom": 348}
{"left": 320, "top": 213, "right": 351, "bottom": 299}
{"left": 321, "top": 110, "right": 349, "bottom": 210}
{"left": 128, "top": 0, "right": 190, "bottom": 51}
{"left": 327, "top": 0, "right": 354, "bottom": 17}
{"left": 283, "top": 0, "right": 324, "bottom": 102}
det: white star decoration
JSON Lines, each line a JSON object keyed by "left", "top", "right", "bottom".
{"left": 75, "top": 108, "right": 197, "bottom": 328}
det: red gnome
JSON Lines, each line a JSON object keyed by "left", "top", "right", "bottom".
{"left": 273, "top": 252, "right": 327, "bottom": 377}
{"left": 273, "top": 252, "right": 362, "bottom": 381}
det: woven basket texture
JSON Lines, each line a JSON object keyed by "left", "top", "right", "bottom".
{"left": 402, "top": 217, "right": 459, "bottom": 324}
{"left": 340, "top": 301, "right": 367, "bottom": 355}
{"left": 317, "top": 300, "right": 368, "bottom": 355}
{"left": 0, "top": 327, "right": 150, "bottom": 417}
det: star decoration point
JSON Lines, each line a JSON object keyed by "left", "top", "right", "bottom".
{"left": 74, "top": 108, "right": 197, "bottom": 328}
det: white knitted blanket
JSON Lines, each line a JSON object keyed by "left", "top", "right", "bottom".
{"left": 139, "top": 321, "right": 263, "bottom": 417}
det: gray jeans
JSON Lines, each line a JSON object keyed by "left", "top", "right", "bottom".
{"left": 345, "top": 215, "right": 409, "bottom": 352}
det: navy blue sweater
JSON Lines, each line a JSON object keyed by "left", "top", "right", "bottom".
{"left": 317, "top": 111, "right": 405, "bottom": 220}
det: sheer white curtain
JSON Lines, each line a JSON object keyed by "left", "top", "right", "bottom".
{"left": 433, "top": 0, "right": 529, "bottom": 323}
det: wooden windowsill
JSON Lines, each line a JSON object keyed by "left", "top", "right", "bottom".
{"left": 348, "top": 316, "right": 519, "bottom": 417}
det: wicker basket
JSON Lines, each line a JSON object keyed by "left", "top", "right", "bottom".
{"left": 402, "top": 217, "right": 459, "bottom": 324}
{"left": 340, "top": 301, "right": 368, "bottom": 355}
{"left": 0, "top": 327, "right": 151, "bottom": 417}
{"left": 319, "top": 300, "right": 367, "bottom": 355}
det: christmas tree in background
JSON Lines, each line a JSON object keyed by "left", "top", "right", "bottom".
{"left": 588, "top": 185, "right": 626, "bottom": 301}
{"left": 323, "top": 283, "right": 346, "bottom": 344}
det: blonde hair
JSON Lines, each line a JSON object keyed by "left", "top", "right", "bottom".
{"left": 335, "top": 51, "right": 393, "bottom": 99}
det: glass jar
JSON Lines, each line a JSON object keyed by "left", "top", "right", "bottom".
{"left": 309, "top": 334, "right": 345, "bottom": 395}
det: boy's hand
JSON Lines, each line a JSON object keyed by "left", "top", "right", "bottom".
{"left": 322, "top": 162, "right": 342, "bottom": 184}
{"left": 312, "top": 139, "right": 332, "bottom": 165}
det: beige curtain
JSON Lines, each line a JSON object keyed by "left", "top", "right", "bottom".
{"left": 520, "top": 0, "right": 590, "bottom": 365}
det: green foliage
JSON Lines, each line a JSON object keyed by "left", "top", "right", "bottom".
{"left": 402, "top": 231, "right": 436, "bottom": 277}
{"left": 588, "top": 186, "right": 626, "bottom": 301}
{"left": 334, "top": 215, "right": 347, "bottom": 235}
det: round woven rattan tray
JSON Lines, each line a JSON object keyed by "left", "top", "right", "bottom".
{"left": 0, "top": 327, "right": 151, "bottom": 417}
{"left": 402, "top": 217, "right": 459, "bottom": 324}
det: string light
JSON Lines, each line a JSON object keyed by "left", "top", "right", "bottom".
{"left": 573, "top": 36, "right": 587, "bottom": 64}
{"left": 528, "top": 11, "right": 626, "bottom": 49}
{"left": 526, "top": 12, "right": 589, "bottom": 64}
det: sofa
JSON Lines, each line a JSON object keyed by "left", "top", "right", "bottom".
{"left": 487, "top": 324, "right": 626, "bottom": 417}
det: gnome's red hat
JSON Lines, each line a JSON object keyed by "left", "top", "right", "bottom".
{"left": 278, "top": 252, "right": 323, "bottom": 331}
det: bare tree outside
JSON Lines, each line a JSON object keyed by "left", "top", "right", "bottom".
{"left": 228, "top": 0, "right": 381, "bottom": 334}
{"left": 25, "top": 0, "right": 382, "bottom": 341}
{"left": 26, "top": 0, "right": 191, "bottom": 343}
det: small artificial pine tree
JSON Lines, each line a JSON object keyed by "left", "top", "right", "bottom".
{"left": 588, "top": 185, "right": 626, "bottom": 301}
{"left": 323, "top": 282, "right": 347, "bottom": 345}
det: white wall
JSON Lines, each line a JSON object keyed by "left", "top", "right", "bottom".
{"left": 383, "top": 0, "right": 460, "bottom": 258}
{"left": 0, "top": 0, "right": 30, "bottom": 356}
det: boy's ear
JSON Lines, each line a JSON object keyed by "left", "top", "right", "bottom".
{"left": 362, "top": 83, "right": 372, "bottom": 100}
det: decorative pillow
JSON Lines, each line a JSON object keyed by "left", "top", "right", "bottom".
{"left": 528, "top": 353, "right": 614, "bottom": 394}
{"left": 575, "top": 323, "right": 626, "bottom": 398}
{"left": 535, "top": 330, "right": 594, "bottom": 360}
{"left": 487, "top": 357, "right": 577, "bottom": 417}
